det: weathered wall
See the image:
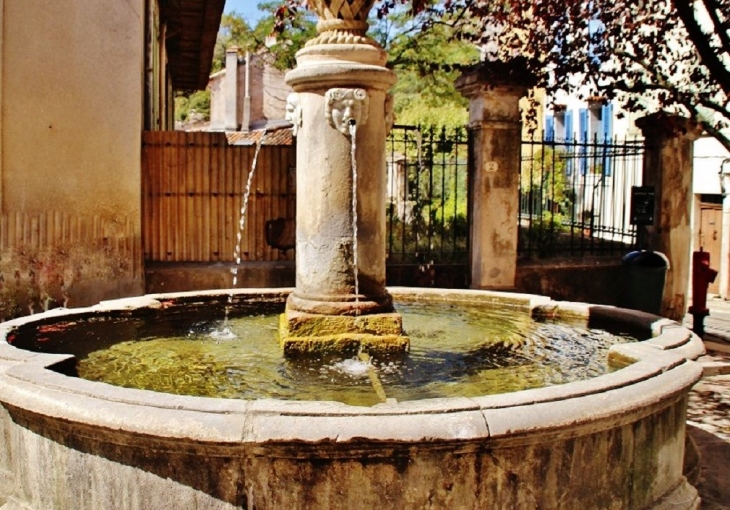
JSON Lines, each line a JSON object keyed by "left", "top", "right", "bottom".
{"left": 456, "top": 63, "right": 533, "bottom": 290}
{"left": 209, "top": 53, "right": 293, "bottom": 131}
{"left": 637, "top": 114, "right": 700, "bottom": 320}
{"left": 261, "top": 61, "right": 290, "bottom": 121}
{"left": 0, "top": 0, "right": 146, "bottom": 317}
{"left": 144, "top": 258, "right": 625, "bottom": 308}
{"left": 208, "top": 70, "right": 226, "bottom": 130}
{"left": 516, "top": 259, "right": 624, "bottom": 306}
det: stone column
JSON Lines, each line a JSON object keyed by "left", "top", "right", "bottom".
{"left": 456, "top": 61, "right": 534, "bottom": 290}
{"left": 279, "top": 1, "right": 406, "bottom": 354}
{"left": 636, "top": 113, "right": 701, "bottom": 320}
{"left": 286, "top": 45, "right": 396, "bottom": 315}
{"left": 224, "top": 47, "right": 239, "bottom": 131}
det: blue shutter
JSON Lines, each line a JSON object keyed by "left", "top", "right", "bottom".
{"left": 579, "top": 108, "right": 589, "bottom": 175}
{"left": 565, "top": 111, "right": 574, "bottom": 175}
{"left": 601, "top": 103, "right": 614, "bottom": 175}
{"left": 565, "top": 111, "right": 574, "bottom": 141}
{"left": 601, "top": 103, "right": 613, "bottom": 140}
{"left": 546, "top": 115, "right": 555, "bottom": 142}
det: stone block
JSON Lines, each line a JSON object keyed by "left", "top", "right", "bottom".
{"left": 279, "top": 311, "right": 409, "bottom": 355}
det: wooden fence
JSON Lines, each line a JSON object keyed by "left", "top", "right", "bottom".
{"left": 142, "top": 131, "right": 296, "bottom": 262}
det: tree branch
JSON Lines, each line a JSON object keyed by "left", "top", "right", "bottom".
{"left": 700, "top": 0, "right": 730, "bottom": 57}
{"left": 673, "top": 0, "right": 730, "bottom": 96}
{"left": 682, "top": 101, "right": 730, "bottom": 152}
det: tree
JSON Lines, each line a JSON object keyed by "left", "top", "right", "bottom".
{"left": 370, "top": 8, "right": 479, "bottom": 127}
{"left": 280, "top": 0, "right": 730, "bottom": 151}
{"left": 175, "top": 4, "right": 315, "bottom": 124}
{"left": 213, "top": 7, "right": 315, "bottom": 72}
{"left": 174, "top": 90, "right": 211, "bottom": 122}
{"left": 211, "top": 13, "right": 256, "bottom": 73}
{"left": 418, "top": 0, "right": 730, "bottom": 151}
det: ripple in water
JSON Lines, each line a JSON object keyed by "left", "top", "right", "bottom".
{"left": 208, "top": 327, "right": 237, "bottom": 341}
{"left": 74, "top": 302, "right": 637, "bottom": 406}
{"left": 331, "top": 358, "right": 371, "bottom": 378}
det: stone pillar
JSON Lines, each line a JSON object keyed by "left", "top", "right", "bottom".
{"left": 279, "top": 0, "right": 407, "bottom": 354}
{"left": 636, "top": 113, "right": 701, "bottom": 320}
{"left": 224, "top": 47, "right": 239, "bottom": 131}
{"left": 456, "top": 61, "right": 534, "bottom": 290}
{"left": 286, "top": 46, "right": 396, "bottom": 316}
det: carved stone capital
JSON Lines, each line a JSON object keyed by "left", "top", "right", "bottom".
{"left": 325, "top": 88, "right": 369, "bottom": 135}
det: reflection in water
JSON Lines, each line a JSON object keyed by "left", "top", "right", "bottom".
{"left": 75, "top": 302, "right": 635, "bottom": 406}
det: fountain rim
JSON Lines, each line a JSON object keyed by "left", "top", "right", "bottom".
{"left": 0, "top": 287, "right": 704, "bottom": 447}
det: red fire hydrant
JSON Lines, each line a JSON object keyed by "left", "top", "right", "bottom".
{"left": 688, "top": 248, "right": 718, "bottom": 337}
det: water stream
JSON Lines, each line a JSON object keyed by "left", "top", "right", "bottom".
{"left": 349, "top": 121, "right": 360, "bottom": 313}
{"left": 212, "top": 130, "right": 268, "bottom": 341}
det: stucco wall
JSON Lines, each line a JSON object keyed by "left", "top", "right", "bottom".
{"left": 0, "top": 0, "right": 146, "bottom": 314}
{"left": 693, "top": 135, "right": 728, "bottom": 195}
{"left": 209, "top": 71, "right": 225, "bottom": 130}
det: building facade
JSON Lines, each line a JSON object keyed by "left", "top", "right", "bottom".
{"left": 0, "top": 0, "right": 223, "bottom": 318}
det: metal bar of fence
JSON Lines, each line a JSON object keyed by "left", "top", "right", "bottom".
{"left": 518, "top": 134, "right": 644, "bottom": 258}
{"left": 385, "top": 125, "right": 470, "bottom": 265}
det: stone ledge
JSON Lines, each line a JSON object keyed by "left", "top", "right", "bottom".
{"left": 278, "top": 309, "right": 409, "bottom": 355}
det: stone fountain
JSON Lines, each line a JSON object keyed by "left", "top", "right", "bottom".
{"left": 279, "top": 0, "right": 407, "bottom": 354}
{"left": 0, "top": 2, "right": 705, "bottom": 509}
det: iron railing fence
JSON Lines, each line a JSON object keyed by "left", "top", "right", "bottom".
{"left": 519, "top": 135, "right": 644, "bottom": 258}
{"left": 385, "top": 125, "right": 470, "bottom": 265}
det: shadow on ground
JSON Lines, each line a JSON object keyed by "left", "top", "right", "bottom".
{"left": 687, "top": 425, "right": 730, "bottom": 509}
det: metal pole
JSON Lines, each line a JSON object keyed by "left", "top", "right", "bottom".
{"left": 719, "top": 158, "right": 730, "bottom": 299}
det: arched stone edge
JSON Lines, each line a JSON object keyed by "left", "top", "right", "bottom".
{"left": 0, "top": 287, "right": 704, "bottom": 448}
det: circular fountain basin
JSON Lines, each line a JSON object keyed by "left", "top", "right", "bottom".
{"left": 0, "top": 288, "right": 704, "bottom": 509}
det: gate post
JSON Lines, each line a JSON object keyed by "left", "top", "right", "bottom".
{"left": 456, "top": 61, "right": 534, "bottom": 290}
{"left": 636, "top": 113, "right": 701, "bottom": 320}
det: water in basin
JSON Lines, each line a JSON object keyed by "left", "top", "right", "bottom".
{"left": 72, "top": 301, "right": 635, "bottom": 406}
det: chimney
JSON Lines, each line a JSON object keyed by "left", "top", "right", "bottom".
{"left": 242, "top": 51, "right": 252, "bottom": 132}
{"left": 224, "top": 47, "right": 239, "bottom": 131}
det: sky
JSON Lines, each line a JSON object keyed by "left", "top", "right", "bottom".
{"left": 224, "top": 0, "right": 269, "bottom": 24}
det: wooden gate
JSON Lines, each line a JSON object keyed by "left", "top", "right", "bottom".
{"left": 142, "top": 131, "right": 295, "bottom": 262}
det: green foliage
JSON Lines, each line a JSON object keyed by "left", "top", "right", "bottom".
{"left": 520, "top": 147, "right": 572, "bottom": 212}
{"left": 211, "top": 4, "right": 315, "bottom": 73}
{"left": 175, "top": 90, "right": 211, "bottom": 122}
{"left": 386, "top": 127, "right": 469, "bottom": 263}
{"left": 519, "top": 147, "right": 574, "bottom": 257}
{"left": 252, "top": 2, "right": 316, "bottom": 71}
{"left": 370, "top": 10, "right": 478, "bottom": 129}
{"left": 211, "top": 13, "right": 256, "bottom": 73}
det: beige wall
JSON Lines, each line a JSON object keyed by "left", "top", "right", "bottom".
{"left": 0, "top": 0, "right": 146, "bottom": 315}
{"left": 2, "top": 0, "right": 144, "bottom": 215}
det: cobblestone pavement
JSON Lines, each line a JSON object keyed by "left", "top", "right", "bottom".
{"left": 683, "top": 297, "right": 730, "bottom": 509}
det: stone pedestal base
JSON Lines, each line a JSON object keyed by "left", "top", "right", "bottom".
{"left": 279, "top": 309, "right": 409, "bottom": 355}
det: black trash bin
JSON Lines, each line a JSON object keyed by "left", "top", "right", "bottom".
{"left": 621, "top": 250, "right": 669, "bottom": 315}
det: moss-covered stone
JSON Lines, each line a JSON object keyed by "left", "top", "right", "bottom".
{"left": 281, "top": 310, "right": 404, "bottom": 337}
{"left": 279, "top": 312, "right": 409, "bottom": 355}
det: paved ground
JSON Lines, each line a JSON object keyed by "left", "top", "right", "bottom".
{"left": 682, "top": 297, "right": 730, "bottom": 509}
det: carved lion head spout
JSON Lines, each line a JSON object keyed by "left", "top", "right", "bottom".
{"left": 325, "top": 88, "right": 369, "bottom": 135}
{"left": 285, "top": 93, "right": 302, "bottom": 136}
